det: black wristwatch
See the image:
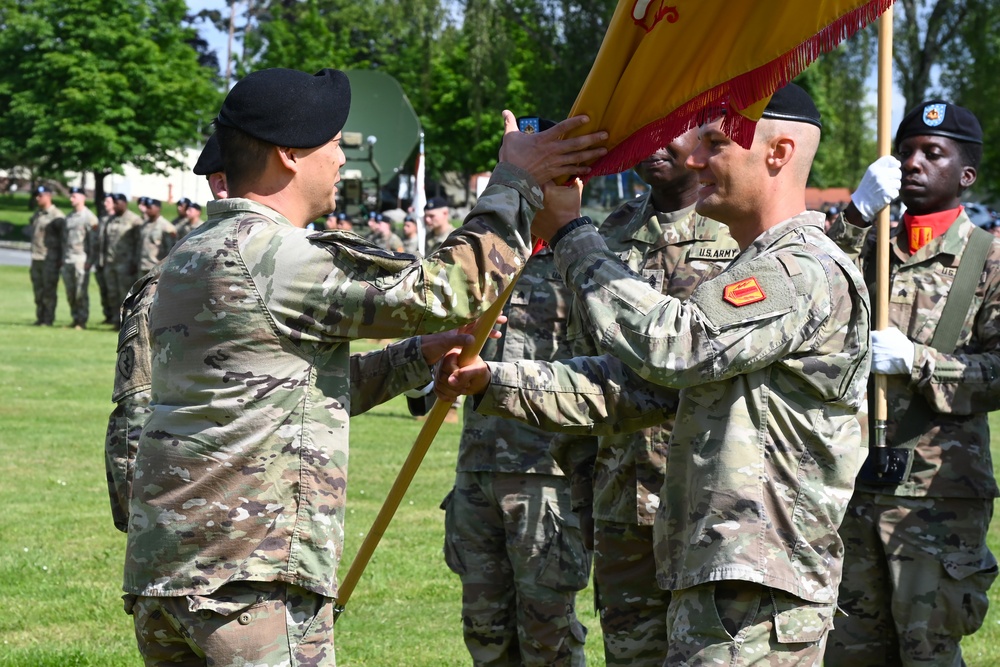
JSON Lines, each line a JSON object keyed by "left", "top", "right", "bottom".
{"left": 550, "top": 216, "right": 593, "bottom": 249}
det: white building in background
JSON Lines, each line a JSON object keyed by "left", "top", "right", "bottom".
{"left": 75, "top": 142, "right": 216, "bottom": 205}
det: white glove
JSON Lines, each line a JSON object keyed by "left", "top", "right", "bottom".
{"left": 404, "top": 381, "right": 435, "bottom": 399}
{"left": 851, "top": 155, "right": 902, "bottom": 222}
{"left": 872, "top": 327, "right": 915, "bottom": 375}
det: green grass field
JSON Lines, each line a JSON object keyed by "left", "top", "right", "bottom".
{"left": 1, "top": 262, "right": 999, "bottom": 666}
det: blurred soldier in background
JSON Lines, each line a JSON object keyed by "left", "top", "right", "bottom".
{"left": 175, "top": 202, "right": 202, "bottom": 239}
{"left": 28, "top": 185, "right": 64, "bottom": 326}
{"left": 92, "top": 193, "right": 116, "bottom": 324}
{"left": 424, "top": 196, "right": 453, "bottom": 255}
{"left": 172, "top": 197, "right": 191, "bottom": 228}
{"left": 401, "top": 214, "right": 421, "bottom": 255}
{"left": 61, "top": 187, "right": 98, "bottom": 329}
{"left": 135, "top": 198, "right": 177, "bottom": 278}
{"left": 103, "top": 193, "right": 142, "bottom": 329}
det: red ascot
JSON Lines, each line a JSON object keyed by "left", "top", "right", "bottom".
{"left": 903, "top": 206, "right": 963, "bottom": 254}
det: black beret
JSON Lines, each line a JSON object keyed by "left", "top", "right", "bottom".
{"left": 138, "top": 196, "right": 150, "bottom": 206}
{"left": 425, "top": 196, "right": 449, "bottom": 211}
{"left": 188, "top": 202, "right": 202, "bottom": 211}
{"left": 147, "top": 198, "right": 161, "bottom": 207}
{"left": 69, "top": 187, "right": 85, "bottom": 195}
{"left": 193, "top": 133, "right": 223, "bottom": 176}
{"left": 35, "top": 185, "right": 53, "bottom": 194}
{"left": 111, "top": 193, "right": 129, "bottom": 203}
{"left": 896, "top": 100, "right": 983, "bottom": 147}
{"left": 337, "top": 212, "right": 348, "bottom": 221}
{"left": 177, "top": 197, "right": 192, "bottom": 207}
{"left": 215, "top": 68, "right": 351, "bottom": 148}
{"left": 760, "top": 83, "right": 822, "bottom": 129}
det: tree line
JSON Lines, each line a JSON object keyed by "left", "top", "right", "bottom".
{"left": 1, "top": 0, "right": 997, "bottom": 203}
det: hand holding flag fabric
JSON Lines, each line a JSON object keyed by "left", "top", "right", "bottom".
{"left": 497, "top": 111, "right": 608, "bottom": 185}
{"left": 872, "top": 327, "right": 915, "bottom": 375}
{"left": 851, "top": 155, "right": 902, "bottom": 222}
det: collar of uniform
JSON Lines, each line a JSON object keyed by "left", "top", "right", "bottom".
{"left": 624, "top": 196, "right": 697, "bottom": 246}
{"left": 738, "top": 210, "right": 825, "bottom": 263}
{"left": 898, "top": 209, "right": 975, "bottom": 267}
{"left": 206, "top": 197, "right": 296, "bottom": 228}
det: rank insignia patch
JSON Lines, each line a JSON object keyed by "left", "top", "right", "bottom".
{"left": 723, "top": 277, "right": 766, "bottom": 307}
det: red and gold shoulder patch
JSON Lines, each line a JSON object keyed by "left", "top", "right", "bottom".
{"left": 723, "top": 277, "right": 766, "bottom": 307}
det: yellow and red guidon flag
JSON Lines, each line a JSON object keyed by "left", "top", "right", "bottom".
{"left": 568, "top": 0, "right": 895, "bottom": 179}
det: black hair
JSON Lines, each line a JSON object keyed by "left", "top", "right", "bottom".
{"left": 216, "top": 124, "right": 275, "bottom": 195}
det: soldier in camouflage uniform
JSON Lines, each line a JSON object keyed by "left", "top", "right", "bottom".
{"left": 438, "top": 84, "right": 871, "bottom": 665}
{"left": 103, "top": 193, "right": 142, "bottom": 328}
{"left": 171, "top": 197, "right": 191, "bottom": 228}
{"left": 135, "top": 198, "right": 177, "bottom": 278}
{"left": 92, "top": 194, "right": 116, "bottom": 324}
{"left": 564, "top": 132, "right": 738, "bottom": 667}
{"left": 28, "top": 185, "right": 65, "bottom": 326}
{"left": 826, "top": 101, "right": 1000, "bottom": 666}
{"left": 401, "top": 215, "right": 422, "bottom": 255}
{"left": 61, "top": 187, "right": 98, "bottom": 329}
{"left": 444, "top": 245, "right": 594, "bottom": 666}
{"left": 106, "top": 139, "right": 228, "bottom": 533}
{"left": 424, "top": 196, "right": 454, "bottom": 255}
{"left": 121, "top": 67, "right": 606, "bottom": 666}
{"left": 174, "top": 202, "right": 202, "bottom": 239}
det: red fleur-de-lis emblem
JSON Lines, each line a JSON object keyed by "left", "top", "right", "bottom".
{"left": 632, "top": 0, "right": 679, "bottom": 33}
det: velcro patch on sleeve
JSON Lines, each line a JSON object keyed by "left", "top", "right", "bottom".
{"left": 723, "top": 277, "right": 766, "bottom": 306}
{"left": 693, "top": 257, "right": 796, "bottom": 329}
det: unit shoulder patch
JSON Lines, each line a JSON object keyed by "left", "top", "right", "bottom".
{"left": 723, "top": 277, "right": 766, "bottom": 307}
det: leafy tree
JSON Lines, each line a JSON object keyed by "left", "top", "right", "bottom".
{"left": 939, "top": 0, "right": 1000, "bottom": 201}
{"left": 797, "top": 27, "right": 878, "bottom": 190}
{"left": 0, "top": 0, "right": 221, "bottom": 205}
{"left": 893, "top": 0, "right": 972, "bottom": 110}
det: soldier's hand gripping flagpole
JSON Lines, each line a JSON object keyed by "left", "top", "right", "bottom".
{"left": 873, "top": 5, "right": 894, "bottom": 472}
{"left": 333, "top": 282, "right": 517, "bottom": 620}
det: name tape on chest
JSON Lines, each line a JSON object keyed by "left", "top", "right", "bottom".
{"left": 688, "top": 246, "right": 741, "bottom": 261}
{"left": 723, "top": 277, "right": 766, "bottom": 307}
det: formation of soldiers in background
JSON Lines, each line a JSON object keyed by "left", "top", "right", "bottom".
{"left": 28, "top": 187, "right": 205, "bottom": 329}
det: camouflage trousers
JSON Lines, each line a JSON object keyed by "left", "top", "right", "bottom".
{"left": 126, "top": 580, "right": 336, "bottom": 666}
{"left": 826, "top": 494, "right": 998, "bottom": 667}
{"left": 442, "top": 471, "right": 591, "bottom": 666}
{"left": 593, "top": 520, "right": 669, "bottom": 666}
{"left": 94, "top": 263, "right": 113, "bottom": 321}
{"left": 29, "top": 258, "right": 60, "bottom": 325}
{"left": 61, "top": 260, "right": 90, "bottom": 326}
{"left": 104, "top": 263, "right": 135, "bottom": 326}
{"left": 665, "top": 581, "right": 834, "bottom": 666}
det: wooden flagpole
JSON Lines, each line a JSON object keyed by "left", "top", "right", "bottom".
{"left": 873, "top": 5, "right": 894, "bottom": 469}
{"left": 333, "top": 280, "right": 518, "bottom": 619}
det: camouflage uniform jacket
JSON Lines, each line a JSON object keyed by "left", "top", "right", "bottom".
{"left": 123, "top": 163, "right": 539, "bottom": 598}
{"left": 136, "top": 215, "right": 177, "bottom": 274}
{"left": 571, "top": 195, "right": 738, "bottom": 525}
{"left": 458, "top": 245, "right": 593, "bottom": 475}
{"left": 105, "top": 266, "right": 447, "bottom": 534}
{"left": 174, "top": 218, "right": 202, "bottom": 240}
{"left": 29, "top": 205, "right": 65, "bottom": 262}
{"left": 105, "top": 210, "right": 142, "bottom": 269}
{"left": 63, "top": 208, "right": 98, "bottom": 265}
{"left": 829, "top": 210, "right": 1000, "bottom": 499}
{"left": 478, "top": 211, "right": 871, "bottom": 604}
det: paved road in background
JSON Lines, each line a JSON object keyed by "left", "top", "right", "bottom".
{"left": 0, "top": 248, "right": 30, "bottom": 267}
